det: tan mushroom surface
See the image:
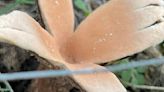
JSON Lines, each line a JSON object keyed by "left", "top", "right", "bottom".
{"left": 0, "top": 0, "right": 164, "bottom": 92}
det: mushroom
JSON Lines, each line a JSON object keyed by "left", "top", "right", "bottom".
{"left": 0, "top": 0, "right": 164, "bottom": 92}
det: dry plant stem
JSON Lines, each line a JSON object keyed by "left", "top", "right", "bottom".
{"left": 3, "top": 81, "right": 14, "bottom": 92}
{"left": 0, "top": 81, "right": 13, "bottom": 92}
{"left": 0, "top": 73, "right": 13, "bottom": 92}
{"left": 122, "top": 80, "right": 164, "bottom": 91}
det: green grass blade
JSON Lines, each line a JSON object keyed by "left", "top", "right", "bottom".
{"left": 74, "top": 0, "right": 90, "bottom": 16}
{"left": 0, "top": 2, "right": 19, "bottom": 15}
{"left": 17, "top": 0, "right": 35, "bottom": 5}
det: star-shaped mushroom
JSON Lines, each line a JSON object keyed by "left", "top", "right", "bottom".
{"left": 0, "top": 0, "right": 164, "bottom": 92}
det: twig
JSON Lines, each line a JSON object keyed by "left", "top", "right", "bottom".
{"left": 122, "top": 80, "right": 164, "bottom": 91}
{"left": 3, "top": 81, "right": 14, "bottom": 92}
{"left": 0, "top": 73, "right": 13, "bottom": 92}
{"left": 0, "top": 57, "right": 164, "bottom": 81}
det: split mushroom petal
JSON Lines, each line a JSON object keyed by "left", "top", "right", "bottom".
{"left": 135, "top": 5, "right": 164, "bottom": 29}
{"left": 125, "top": 0, "right": 164, "bottom": 9}
{"left": 65, "top": 63, "right": 126, "bottom": 92}
{"left": 38, "top": 0, "right": 74, "bottom": 45}
{"left": 62, "top": 0, "right": 164, "bottom": 63}
{"left": 0, "top": 10, "right": 39, "bottom": 34}
{"left": 137, "top": 22, "right": 164, "bottom": 47}
{"left": 0, "top": 28, "right": 55, "bottom": 61}
{"left": 0, "top": 11, "right": 63, "bottom": 64}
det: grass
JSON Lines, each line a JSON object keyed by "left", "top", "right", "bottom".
{"left": 0, "top": 0, "right": 35, "bottom": 15}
